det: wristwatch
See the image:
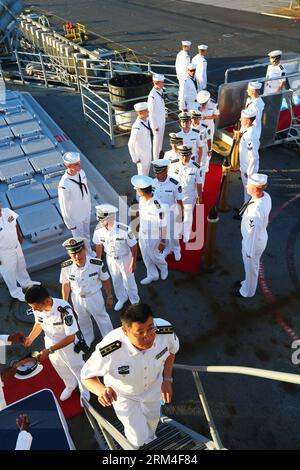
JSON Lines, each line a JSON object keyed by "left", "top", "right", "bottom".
{"left": 48, "top": 347, "right": 55, "bottom": 354}
{"left": 163, "top": 377, "right": 173, "bottom": 383}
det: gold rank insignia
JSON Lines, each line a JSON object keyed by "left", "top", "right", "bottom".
{"left": 156, "top": 326, "right": 174, "bottom": 334}
{"left": 8, "top": 216, "right": 14, "bottom": 223}
{"left": 69, "top": 239, "right": 77, "bottom": 245}
{"left": 100, "top": 340, "right": 122, "bottom": 357}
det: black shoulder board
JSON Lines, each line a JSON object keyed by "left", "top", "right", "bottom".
{"left": 153, "top": 199, "right": 161, "bottom": 209}
{"left": 279, "top": 64, "right": 284, "bottom": 70}
{"left": 117, "top": 223, "right": 128, "bottom": 231}
{"left": 100, "top": 340, "right": 122, "bottom": 357}
{"left": 156, "top": 325, "right": 174, "bottom": 334}
{"left": 171, "top": 159, "right": 179, "bottom": 163}
{"left": 133, "top": 127, "right": 140, "bottom": 130}
{"left": 90, "top": 258, "right": 103, "bottom": 266}
{"left": 193, "top": 128, "right": 200, "bottom": 133}
{"left": 61, "top": 259, "right": 73, "bottom": 268}
{"left": 192, "top": 161, "right": 200, "bottom": 168}
{"left": 201, "top": 123, "right": 208, "bottom": 128}
{"left": 169, "top": 177, "right": 179, "bottom": 185}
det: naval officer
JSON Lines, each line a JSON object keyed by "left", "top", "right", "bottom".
{"left": 175, "top": 40, "right": 192, "bottom": 85}
{"left": 192, "top": 44, "right": 208, "bottom": 90}
{"left": 178, "top": 63, "right": 199, "bottom": 112}
{"left": 147, "top": 74, "right": 166, "bottom": 159}
{"left": 58, "top": 152, "right": 92, "bottom": 252}
{"left": 196, "top": 90, "right": 220, "bottom": 144}
{"left": 233, "top": 174, "right": 272, "bottom": 298}
{"left": 264, "top": 50, "right": 287, "bottom": 95}
{"left": 24, "top": 285, "right": 89, "bottom": 402}
{"left": 0, "top": 203, "right": 40, "bottom": 302}
{"left": 176, "top": 112, "right": 203, "bottom": 163}
{"left": 128, "top": 102, "right": 152, "bottom": 176}
{"left": 60, "top": 237, "right": 114, "bottom": 347}
{"left": 81, "top": 303, "right": 179, "bottom": 449}
{"left": 164, "top": 133, "right": 183, "bottom": 162}
{"left": 0, "top": 332, "right": 26, "bottom": 410}
{"left": 92, "top": 204, "right": 140, "bottom": 311}
{"left": 246, "top": 81, "right": 265, "bottom": 141}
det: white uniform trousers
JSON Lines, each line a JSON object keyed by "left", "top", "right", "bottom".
{"left": 113, "top": 394, "right": 161, "bottom": 448}
{"left": 71, "top": 291, "right": 113, "bottom": 346}
{"left": 0, "top": 244, "right": 32, "bottom": 300}
{"left": 106, "top": 253, "right": 139, "bottom": 304}
{"left": 71, "top": 218, "right": 92, "bottom": 254}
{"left": 0, "top": 380, "right": 6, "bottom": 410}
{"left": 241, "top": 173, "right": 251, "bottom": 203}
{"left": 49, "top": 343, "right": 85, "bottom": 392}
{"left": 182, "top": 201, "right": 195, "bottom": 243}
{"left": 165, "top": 208, "right": 181, "bottom": 256}
{"left": 139, "top": 238, "right": 168, "bottom": 279}
{"left": 152, "top": 122, "right": 165, "bottom": 160}
{"left": 240, "top": 239, "right": 267, "bottom": 298}
{"left": 137, "top": 160, "right": 151, "bottom": 177}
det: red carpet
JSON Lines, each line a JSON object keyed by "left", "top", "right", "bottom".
{"left": 3, "top": 358, "right": 83, "bottom": 419}
{"left": 167, "top": 163, "right": 222, "bottom": 273}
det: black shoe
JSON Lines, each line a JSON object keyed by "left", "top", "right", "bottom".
{"left": 232, "top": 289, "right": 244, "bottom": 298}
{"left": 234, "top": 280, "right": 242, "bottom": 287}
{"left": 232, "top": 214, "right": 242, "bottom": 220}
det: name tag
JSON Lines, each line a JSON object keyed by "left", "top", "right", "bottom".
{"left": 118, "top": 365, "right": 130, "bottom": 375}
{"left": 89, "top": 272, "right": 98, "bottom": 277}
{"left": 165, "top": 190, "right": 173, "bottom": 193}
{"left": 155, "top": 347, "right": 168, "bottom": 360}
{"left": 69, "top": 275, "right": 75, "bottom": 281}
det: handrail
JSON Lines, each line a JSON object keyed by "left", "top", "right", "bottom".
{"left": 224, "top": 58, "right": 300, "bottom": 84}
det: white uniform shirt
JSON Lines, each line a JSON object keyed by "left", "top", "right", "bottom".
{"left": 128, "top": 117, "right": 152, "bottom": 163}
{"left": 164, "top": 149, "right": 180, "bottom": 162}
{"left": 15, "top": 431, "right": 33, "bottom": 450}
{"left": 152, "top": 176, "right": 183, "bottom": 208}
{"left": 239, "top": 126, "right": 260, "bottom": 175}
{"left": 176, "top": 128, "right": 203, "bottom": 158}
{"left": 33, "top": 298, "right": 78, "bottom": 348}
{"left": 60, "top": 256, "right": 110, "bottom": 296}
{"left": 168, "top": 160, "right": 203, "bottom": 204}
{"left": 246, "top": 96, "right": 265, "bottom": 138}
{"left": 58, "top": 169, "right": 91, "bottom": 229}
{"left": 93, "top": 222, "right": 137, "bottom": 258}
{"left": 264, "top": 63, "right": 286, "bottom": 95}
{"left": 138, "top": 197, "right": 167, "bottom": 240}
{"left": 81, "top": 318, "right": 179, "bottom": 399}
{"left": 199, "top": 100, "right": 220, "bottom": 137}
{"left": 175, "top": 50, "right": 190, "bottom": 82}
{"left": 178, "top": 76, "right": 199, "bottom": 111}
{"left": 192, "top": 54, "right": 207, "bottom": 90}
{"left": 0, "top": 208, "right": 19, "bottom": 251}
{"left": 241, "top": 192, "right": 272, "bottom": 256}
{"left": 147, "top": 87, "right": 166, "bottom": 129}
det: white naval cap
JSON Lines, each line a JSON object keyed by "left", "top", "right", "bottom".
{"left": 182, "top": 40, "right": 192, "bottom": 46}
{"left": 152, "top": 73, "right": 165, "bottom": 81}
{"left": 62, "top": 237, "right": 85, "bottom": 253}
{"left": 95, "top": 204, "right": 118, "bottom": 220}
{"left": 131, "top": 174, "right": 153, "bottom": 189}
{"left": 63, "top": 151, "right": 80, "bottom": 164}
{"left": 187, "top": 62, "right": 197, "bottom": 70}
{"left": 198, "top": 44, "right": 208, "bottom": 50}
{"left": 240, "top": 108, "right": 256, "bottom": 118}
{"left": 248, "top": 81, "right": 263, "bottom": 90}
{"left": 247, "top": 173, "right": 268, "bottom": 187}
{"left": 177, "top": 144, "right": 192, "bottom": 156}
{"left": 152, "top": 159, "right": 170, "bottom": 173}
{"left": 268, "top": 50, "right": 282, "bottom": 58}
{"left": 134, "top": 102, "right": 148, "bottom": 112}
{"left": 197, "top": 90, "right": 210, "bottom": 104}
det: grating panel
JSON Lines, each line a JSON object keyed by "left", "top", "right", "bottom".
{"left": 0, "top": 127, "right": 13, "bottom": 141}
{"left": 0, "top": 100, "right": 23, "bottom": 112}
{"left": 10, "top": 121, "right": 42, "bottom": 138}
{"left": 0, "top": 159, "right": 34, "bottom": 183}
{"left": 0, "top": 143, "right": 24, "bottom": 163}
{"left": 7, "top": 181, "right": 50, "bottom": 209}
{"left": 29, "top": 150, "right": 64, "bottom": 174}
{"left": 5, "top": 111, "right": 35, "bottom": 125}
{"left": 21, "top": 136, "right": 56, "bottom": 155}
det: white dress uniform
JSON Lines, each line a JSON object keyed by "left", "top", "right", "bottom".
{"left": 239, "top": 127, "right": 260, "bottom": 202}
{"left": 194, "top": 123, "right": 211, "bottom": 177}
{"left": 147, "top": 87, "right": 166, "bottom": 159}
{"left": 58, "top": 169, "right": 92, "bottom": 249}
{"left": 175, "top": 50, "right": 190, "bottom": 84}
{"left": 164, "top": 149, "right": 180, "bottom": 162}
{"left": 138, "top": 197, "right": 168, "bottom": 280}
{"left": 33, "top": 298, "right": 85, "bottom": 393}
{"left": 264, "top": 63, "right": 286, "bottom": 95}
{"left": 199, "top": 100, "right": 220, "bottom": 141}
{"left": 178, "top": 76, "right": 199, "bottom": 111}
{"left": 92, "top": 222, "right": 140, "bottom": 305}
{"left": 0, "top": 208, "right": 33, "bottom": 301}
{"left": 60, "top": 257, "right": 113, "bottom": 347}
{"left": 176, "top": 129, "right": 203, "bottom": 162}
{"left": 128, "top": 117, "right": 152, "bottom": 176}
{"left": 192, "top": 54, "right": 207, "bottom": 90}
{"left": 81, "top": 318, "right": 179, "bottom": 448}
{"left": 152, "top": 176, "right": 183, "bottom": 256}
{"left": 0, "top": 334, "right": 10, "bottom": 410}
{"left": 246, "top": 96, "right": 265, "bottom": 140}
{"left": 240, "top": 193, "right": 272, "bottom": 297}
{"left": 168, "top": 159, "right": 203, "bottom": 242}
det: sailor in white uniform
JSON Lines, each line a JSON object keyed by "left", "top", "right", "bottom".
{"left": 233, "top": 174, "right": 272, "bottom": 298}
{"left": 128, "top": 102, "right": 152, "bottom": 176}
{"left": 192, "top": 44, "right": 208, "bottom": 90}
{"left": 81, "top": 303, "right": 179, "bottom": 449}
{"left": 190, "top": 110, "right": 211, "bottom": 183}
{"left": 131, "top": 175, "right": 168, "bottom": 285}
{"left": 176, "top": 112, "right": 203, "bottom": 163}
{"left": 93, "top": 204, "right": 140, "bottom": 311}
{"left": 58, "top": 152, "right": 92, "bottom": 252}
{"left": 175, "top": 40, "right": 191, "bottom": 85}
{"left": 151, "top": 159, "right": 183, "bottom": 261}
{"left": 178, "top": 63, "right": 199, "bottom": 112}
{"left": 264, "top": 50, "right": 287, "bottom": 95}
{"left": 24, "top": 285, "right": 89, "bottom": 402}
{"left": 164, "top": 133, "right": 183, "bottom": 162}
{"left": 239, "top": 109, "right": 260, "bottom": 203}
{"left": 168, "top": 145, "right": 203, "bottom": 243}
{"left": 60, "top": 237, "right": 114, "bottom": 347}
{"left": 147, "top": 74, "right": 166, "bottom": 159}
{"left": 196, "top": 90, "right": 220, "bottom": 144}
{"left": 0, "top": 204, "right": 40, "bottom": 302}
{"left": 246, "top": 81, "right": 265, "bottom": 141}
{"left": 0, "top": 332, "right": 25, "bottom": 410}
